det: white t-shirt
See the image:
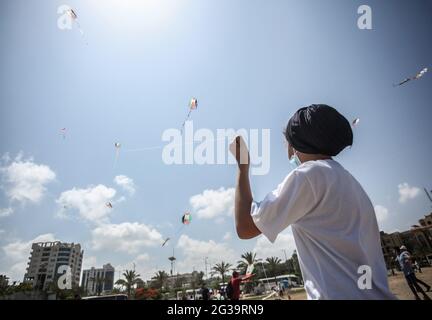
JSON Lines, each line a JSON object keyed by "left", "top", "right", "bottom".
{"left": 251, "top": 159, "right": 395, "bottom": 300}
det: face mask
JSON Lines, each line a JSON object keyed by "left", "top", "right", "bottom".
{"left": 289, "top": 153, "right": 302, "bottom": 168}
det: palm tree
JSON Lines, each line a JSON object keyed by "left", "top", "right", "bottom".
{"left": 211, "top": 262, "right": 232, "bottom": 285}
{"left": 152, "top": 270, "right": 169, "bottom": 290}
{"left": 237, "top": 252, "right": 257, "bottom": 294}
{"left": 291, "top": 250, "right": 301, "bottom": 278}
{"left": 266, "top": 256, "right": 282, "bottom": 281}
{"left": 237, "top": 252, "right": 257, "bottom": 273}
{"left": 115, "top": 270, "right": 142, "bottom": 298}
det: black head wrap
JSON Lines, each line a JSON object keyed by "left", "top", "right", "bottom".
{"left": 285, "top": 104, "right": 353, "bottom": 156}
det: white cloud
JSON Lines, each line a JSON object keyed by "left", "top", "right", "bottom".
{"left": 374, "top": 205, "right": 389, "bottom": 223}
{"left": 253, "top": 229, "right": 296, "bottom": 261}
{"left": 56, "top": 184, "right": 116, "bottom": 223}
{"left": 215, "top": 217, "right": 226, "bottom": 224}
{"left": 398, "top": 183, "right": 421, "bottom": 203}
{"left": 91, "top": 222, "right": 163, "bottom": 254}
{"left": 222, "top": 232, "right": 232, "bottom": 241}
{"left": 0, "top": 207, "right": 13, "bottom": 217}
{"left": 176, "top": 235, "right": 236, "bottom": 274}
{"left": 189, "top": 187, "right": 235, "bottom": 220}
{"left": 114, "top": 175, "right": 136, "bottom": 195}
{"left": 135, "top": 254, "right": 150, "bottom": 263}
{"left": 0, "top": 157, "right": 56, "bottom": 204}
{"left": 82, "top": 256, "right": 98, "bottom": 271}
{"left": 1, "top": 153, "right": 11, "bottom": 163}
{"left": 1, "top": 233, "right": 56, "bottom": 281}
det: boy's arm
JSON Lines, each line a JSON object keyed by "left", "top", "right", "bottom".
{"left": 240, "top": 273, "right": 254, "bottom": 281}
{"left": 231, "top": 137, "right": 261, "bottom": 239}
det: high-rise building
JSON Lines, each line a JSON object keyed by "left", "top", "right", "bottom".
{"left": 23, "top": 241, "right": 83, "bottom": 291}
{"left": 81, "top": 263, "right": 115, "bottom": 296}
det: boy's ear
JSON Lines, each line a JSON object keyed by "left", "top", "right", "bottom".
{"left": 288, "top": 145, "right": 294, "bottom": 158}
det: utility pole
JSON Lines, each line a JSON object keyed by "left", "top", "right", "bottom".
{"left": 204, "top": 257, "right": 208, "bottom": 280}
{"left": 168, "top": 248, "right": 176, "bottom": 277}
{"left": 257, "top": 259, "right": 270, "bottom": 292}
{"left": 282, "top": 249, "right": 288, "bottom": 262}
{"left": 424, "top": 188, "right": 432, "bottom": 206}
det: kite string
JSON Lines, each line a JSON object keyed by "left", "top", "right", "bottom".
{"left": 113, "top": 148, "right": 120, "bottom": 169}
{"left": 180, "top": 109, "right": 193, "bottom": 135}
{"left": 73, "top": 20, "right": 88, "bottom": 45}
{"left": 122, "top": 137, "right": 230, "bottom": 153}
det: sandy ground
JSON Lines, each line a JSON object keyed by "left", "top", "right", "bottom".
{"left": 245, "top": 267, "right": 432, "bottom": 300}
{"left": 387, "top": 267, "right": 431, "bottom": 300}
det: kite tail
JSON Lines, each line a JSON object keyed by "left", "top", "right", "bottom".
{"left": 74, "top": 21, "right": 88, "bottom": 45}
{"left": 113, "top": 149, "right": 120, "bottom": 169}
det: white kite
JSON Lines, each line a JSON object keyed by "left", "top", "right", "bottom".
{"left": 352, "top": 118, "right": 360, "bottom": 127}
{"left": 246, "top": 264, "right": 255, "bottom": 275}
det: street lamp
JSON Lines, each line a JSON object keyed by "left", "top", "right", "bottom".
{"left": 204, "top": 257, "right": 208, "bottom": 281}
{"left": 256, "top": 259, "right": 271, "bottom": 293}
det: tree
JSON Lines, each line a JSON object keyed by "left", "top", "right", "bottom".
{"left": 237, "top": 252, "right": 257, "bottom": 273}
{"left": 135, "top": 287, "right": 162, "bottom": 300}
{"left": 115, "top": 270, "right": 142, "bottom": 298}
{"left": 135, "top": 278, "right": 145, "bottom": 289}
{"left": 152, "top": 270, "right": 169, "bottom": 290}
{"left": 211, "top": 262, "right": 232, "bottom": 285}
{"left": 0, "top": 275, "right": 9, "bottom": 296}
{"left": 189, "top": 271, "right": 205, "bottom": 299}
{"left": 265, "top": 257, "right": 282, "bottom": 283}
{"left": 236, "top": 252, "right": 258, "bottom": 294}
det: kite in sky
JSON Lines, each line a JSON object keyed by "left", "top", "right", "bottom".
{"left": 163, "top": 212, "right": 192, "bottom": 248}
{"left": 181, "top": 212, "right": 192, "bottom": 225}
{"left": 394, "top": 67, "right": 428, "bottom": 87}
{"left": 66, "top": 8, "right": 87, "bottom": 43}
{"left": 246, "top": 264, "right": 255, "bottom": 276}
{"left": 352, "top": 118, "right": 360, "bottom": 127}
{"left": 106, "top": 202, "right": 113, "bottom": 209}
{"left": 162, "top": 237, "right": 170, "bottom": 247}
{"left": 181, "top": 98, "right": 198, "bottom": 134}
{"left": 60, "top": 128, "right": 66, "bottom": 139}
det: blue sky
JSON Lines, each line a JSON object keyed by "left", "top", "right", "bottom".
{"left": 1, "top": 0, "right": 431, "bottom": 282}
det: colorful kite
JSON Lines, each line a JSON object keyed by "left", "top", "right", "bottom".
{"left": 181, "top": 98, "right": 198, "bottom": 134}
{"left": 394, "top": 67, "right": 428, "bottom": 87}
{"left": 181, "top": 212, "right": 192, "bottom": 225}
